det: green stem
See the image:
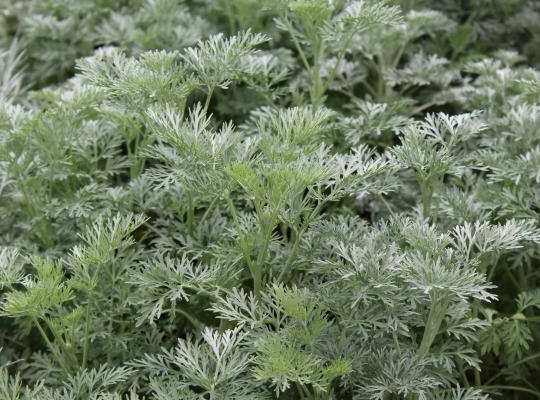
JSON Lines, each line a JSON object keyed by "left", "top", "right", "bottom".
{"left": 254, "top": 224, "right": 273, "bottom": 296}
{"left": 177, "top": 308, "right": 203, "bottom": 333}
{"left": 199, "top": 197, "right": 218, "bottom": 226}
{"left": 44, "top": 319, "right": 78, "bottom": 369}
{"left": 471, "top": 258, "right": 490, "bottom": 386}
{"left": 283, "top": 13, "right": 317, "bottom": 105}
{"left": 81, "top": 261, "right": 104, "bottom": 370}
{"left": 485, "top": 352, "right": 540, "bottom": 385}
{"left": 417, "top": 291, "right": 449, "bottom": 357}
{"left": 300, "top": 384, "right": 312, "bottom": 398}
{"left": 320, "top": 34, "right": 354, "bottom": 98}
{"left": 518, "top": 265, "right": 528, "bottom": 292}
{"left": 278, "top": 200, "right": 324, "bottom": 282}
{"left": 392, "top": 330, "right": 401, "bottom": 356}
{"left": 204, "top": 86, "right": 214, "bottom": 113}
{"left": 130, "top": 132, "right": 142, "bottom": 179}
{"left": 226, "top": 192, "right": 259, "bottom": 296}
{"left": 411, "top": 101, "right": 438, "bottom": 116}
{"left": 310, "top": 40, "right": 326, "bottom": 107}
{"left": 474, "top": 368, "right": 482, "bottom": 387}
{"left": 337, "top": 324, "right": 348, "bottom": 358}
{"left": 296, "top": 383, "right": 307, "bottom": 399}
{"left": 223, "top": 1, "right": 237, "bottom": 33}
{"left": 418, "top": 179, "right": 432, "bottom": 221}
{"left": 486, "top": 255, "right": 500, "bottom": 283}
{"left": 186, "top": 192, "right": 194, "bottom": 235}
{"left": 141, "top": 221, "right": 166, "bottom": 241}
{"left": 82, "top": 293, "right": 92, "bottom": 369}
{"left": 460, "top": 366, "right": 470, "bottom": 388}
{"left": 481, "top": 385, "right": 540, "bottom": 398}
{"left": 391, "top": 42, "right": 408, "bottom": 69}
{"left": 375, "top": 191, "right": 396, "bottom": 217}
{"left": 283, "top": 15, "right": 311, "bottom": 74}
{"left": 33, "top": 317, "right": 70, "bottom": 374}
{"left": 375, "top": 56, "right": 387, "bottom": 101}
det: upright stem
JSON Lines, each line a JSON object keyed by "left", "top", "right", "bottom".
{"left": 33, "top": 317, "right": 70, "bottom": 374}
{"left": 199, "top": 196, "right": 218, "bottom": 227}
{"left": 278, "top": 200, "right": 323, "bottom": 282}
{"left": 375, "top": 191, "right": 396, "bottom": 217}
{"left": 223, "top": 1, "right": 237, "bottom": 33}
{"left": 470, "top": 257, "right": 490, "bottom": 385}
{"left": 296, "top": 383, "right": 307, "bottom": 399}
{"left": 375, "top": 56, "right": 387, "bottom": 101}
{"left": 485, "top": 353, "right": 540, "bottom": 385}
{"left": 176, "top": 308, "right": 203, "bottom": 333}
{"left": 411, "top": 101, "right": 438, "bottom": 116}
{"left": 82, "top": 262, "right": 104, "bottom": 369}
{"left": 310, "top": 39, "right": 326, "bottom": 108}
{"left": 480, "top": 385, "right": 540, "bottom": 398}
{"left": 186, "top": 192, "right": 194, "bottom": 235}
{"left": 392, "top": 43, "right": 406, "bottom": 69}
{"left": 283, "top": 15, "right": 311, "bottom": 75}
{"left": 204, "top": 86, "right": 214, "bottom": 113}
{"left": 82, "top": 290, "right": 92, "bottom": 369}
{"left": 45, "top": 319, "right": 78, "bottom": 369}
{"left": 418, "top": 178, "right": 432, "bottom": 221}
{"left": 321, "top": 34, "right": 354, "bottom": 99}
{"left": 226, "top": 193, "right": 259, "bottom": 297}
{"left": 129, "top": 133, "right": 142, "bottom": 180}
{"left": 337, "top": 324, "right": 348, "bottom": 358}
{"left": 417, "top": 291, "right": 449, "bottom": 357}
{"left": 254, "top": 224, "right": 273, "bottom": 296}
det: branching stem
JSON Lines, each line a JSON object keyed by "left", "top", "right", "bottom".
{"left": 278, "top": 200, "right": 324, "bottom": 283}
{"left": 33, "top": 317, "right": 70, "bottom": 374}
{"left": 417, "top": 291, "right": 449, "bottom": 357}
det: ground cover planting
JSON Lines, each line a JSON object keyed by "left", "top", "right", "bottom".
{"left": 1, "top": 0, "right": 540, "bottom": 399}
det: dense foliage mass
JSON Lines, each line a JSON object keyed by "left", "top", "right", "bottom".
{"left": 1, "top": 0, "right": 540, "bottom": 399}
